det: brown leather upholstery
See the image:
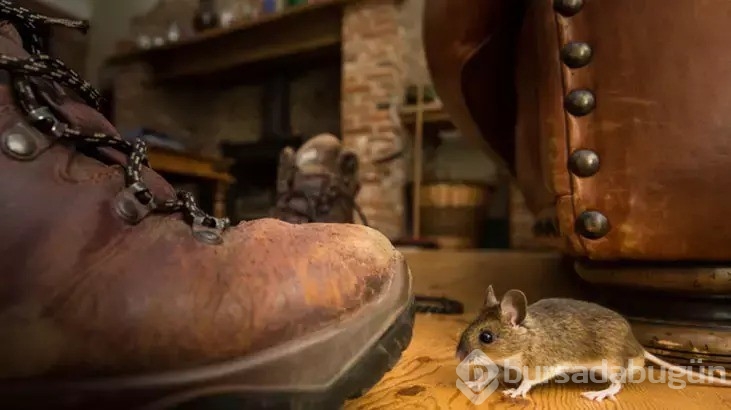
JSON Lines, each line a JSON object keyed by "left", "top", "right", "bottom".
{"left": 425, "top": 0, "right": 731, "bottom": 261}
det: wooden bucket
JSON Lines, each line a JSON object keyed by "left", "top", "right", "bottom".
{"left": 419, "top": 182, "right": 491, "bottom": 249}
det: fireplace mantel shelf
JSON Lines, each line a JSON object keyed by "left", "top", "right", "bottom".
{"left": 106, "top": 0, "right": 356, "bottom": 82}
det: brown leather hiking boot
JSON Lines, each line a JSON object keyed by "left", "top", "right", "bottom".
{"left": 271, "top": 133, "right": 367, "bottom": 225}
{"left": 0, "top": 5, "right": 413, "bottom": 410}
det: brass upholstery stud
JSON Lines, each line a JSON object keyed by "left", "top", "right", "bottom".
{"left": 564, "top": 89, "right": 596, "bottom": 116}
{"left": 561, "top": 42, "right": 593, "bottom": 68}
{"left": 568, "top": 149, "right": 600, "bottom": 177}
{"left": 554, "top": 0, "right": 584, "bottom": 17}
{"left": 576, "top": 210, "right": 610, "bottom": 239}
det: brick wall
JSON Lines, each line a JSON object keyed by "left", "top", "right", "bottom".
{"left": 341, "top": 0, "right": 406, "bottom": 240}
{"left": 398, "top": 0, "right": 430, "bottom": 86}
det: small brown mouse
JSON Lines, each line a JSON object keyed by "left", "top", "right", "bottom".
{"left": 456, "top": 285, "right": 731, "bottom": 401}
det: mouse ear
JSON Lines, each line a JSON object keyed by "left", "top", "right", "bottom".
{"left": 484, "top": 285, "right": 499, "bottom": 308}
{"left": 500, "top": 289, "right": 528, "bottom": 327}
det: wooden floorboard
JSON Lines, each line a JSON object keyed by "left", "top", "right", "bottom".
{"left": 345, "top": 250, "right": 731, "bottom": 409}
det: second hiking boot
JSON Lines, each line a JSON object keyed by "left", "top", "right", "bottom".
{"left": 271, "top": 133, "right": 367, "bottom": 225}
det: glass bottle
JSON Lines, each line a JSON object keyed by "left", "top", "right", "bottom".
{"left": 193, "top": 0, "right": 220, "bottom": 32}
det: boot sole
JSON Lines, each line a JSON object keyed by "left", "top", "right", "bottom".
{"left": 4, "top": 260, "right": 415, "bottom": 410}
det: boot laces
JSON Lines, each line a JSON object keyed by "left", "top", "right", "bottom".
{"left": 273, "top": 169, "right": 369, "bottom": 225}
{"left": 0, "top": 1, "right": 231, "bottom": 239}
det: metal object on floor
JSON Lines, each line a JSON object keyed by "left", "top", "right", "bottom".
{"left": 414, "top": 295, "right": 464, "bottom": 315}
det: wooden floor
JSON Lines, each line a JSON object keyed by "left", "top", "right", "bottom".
{"left": 345, "top": 250, "right": 731, "bottom": 409}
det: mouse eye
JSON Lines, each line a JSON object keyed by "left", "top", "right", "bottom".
{"left": 478, "top": 330, "right": 494, "bottom": 344}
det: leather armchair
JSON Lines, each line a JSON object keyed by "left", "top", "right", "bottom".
{"left": 424, "top": 0, "right": 731, "bottom": 366}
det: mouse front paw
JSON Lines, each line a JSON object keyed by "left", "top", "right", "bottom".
{"left": 581, "top": 383, "right": 622, "bottom": 402}
{"left": 502, "top": 388, "right": 523, "bottom": 399}
{"left": 581, "top": 390, "right": 615, "bottom": 402}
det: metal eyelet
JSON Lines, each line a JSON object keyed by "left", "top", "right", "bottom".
{"left": 191, "top": 215, "right": 225, "bottom": 245}
{"left": 113, "top": 182, "right": 157, "bottom": 224}
{"left": 1, "top": 119, "right": 51, "bottom": 161}
{"left": 28, "top": 106, "right": 66, "bottom": 138}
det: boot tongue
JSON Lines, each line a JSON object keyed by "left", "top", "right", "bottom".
{"left": 0, "top": 21, "right": 176, "bottom": 199}
{"left": 283, "top": 173, "right": 332, "bottom": 222}
{"left": 295, "top": 133, "right": 342, "bottom": 175}
{"left": 293, "top": 173, "right": 331, "bottom": 193}
{"left": 0, "top": 21, "right": 28, "bottom": 58}
{"left": 278, "top": 134, "right": 342, "bottom": 221}
{"left": 291, "top": 133, "right": 341, "bottom": 204}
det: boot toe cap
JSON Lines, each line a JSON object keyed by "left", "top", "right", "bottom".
{"left": 225, "top": 218, "right": 409, "bottom": 350}
{"left": 237, "top": 218, "right": 403, "bottom": 307}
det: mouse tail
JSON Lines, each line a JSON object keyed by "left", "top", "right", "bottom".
{"left": 644, "top": 351, "right": 731, "bottom": 386}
